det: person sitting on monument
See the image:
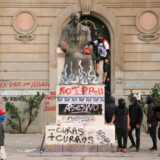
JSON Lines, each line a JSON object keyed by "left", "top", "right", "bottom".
{"left": 59, "top": 12, "right": 98, "bottom": 85}
{"left": 87, "top": 34, "right": 110, "bottom": 84}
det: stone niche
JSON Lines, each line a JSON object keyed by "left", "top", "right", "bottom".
{"left": 45, "top": 50, "right": 115, "bottom": 152}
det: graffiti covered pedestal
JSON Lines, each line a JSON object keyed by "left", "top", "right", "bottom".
{"left": 45, "top": 85, "right": 116, "bottom": 152}
{"left": 45, "top": 124, "right": 115, "bottom": 152}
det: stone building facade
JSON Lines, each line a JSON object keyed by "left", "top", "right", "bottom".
{"left": 0, "top": 0, "right": 160, "bottom": 132}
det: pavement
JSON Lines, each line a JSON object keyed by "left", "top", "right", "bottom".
{"left": 4, "top": 132, "right": 160, "bottom": 160}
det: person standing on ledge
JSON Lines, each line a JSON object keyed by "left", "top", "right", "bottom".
{"left": 87, "top": 34, "right": 110, "bottom": 84}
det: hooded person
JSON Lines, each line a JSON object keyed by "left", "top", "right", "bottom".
{"left": 128, "top": 96, "right": 143, "bottom": 152}
{"left": 109, "top": 98, "right": 130, "bottom": 152}
{"left": 152, "top": 99, "right": 160, "bottom": 121}
{"left": 152, "top": 99, "right": 160, "bottom": 140}
{"left": 146, "top": 96, "right": 158, "bottom": 151}
{"left": 105, "top": 96, "right": 116, "bottom": 123}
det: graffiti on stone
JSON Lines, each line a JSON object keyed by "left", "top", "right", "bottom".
{"left": 0, "top": 81, "right": 49, "bottom": 89}
{"left": 96, "top": 130, "right": 110, "bottom": 144}
{"left": 57, "top": 86, "right": 104, "bottom": 105}
{"left": 2, "top": 96, "right": 22, "bottom": 102}
{"left": 58, "top": 86, "right": 104, "bottom": 95}
{"left": 0, "top": 90, "right": 44, "bottom": 96}
{"left": 45, "top": 126, "right": 113, "bottom": 145}
{"left": 62, "top": 116, "right": 93, "bottom": 123}
{"left": 125, "top": 82, "right": 144, "bottom": 88}
{"left": 59, "top": 104, "right": 102, "bottom": 115}
{"left": 47, "top": 127, "right": 94, "bottom": 144}
{"left": 57, "top": 96, "right": 104, "bottom": 104}
{"left": 44, "top": 91, "right": 56, "bottom": 114}
{"left": 115, "top": 78, "right": 122, "bottom": 84}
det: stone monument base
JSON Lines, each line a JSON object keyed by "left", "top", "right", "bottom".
{"left": 44, "top": 124, "right": 116, "bottom": 152}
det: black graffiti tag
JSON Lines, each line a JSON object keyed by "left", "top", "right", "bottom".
{"left": 47, "top": 127, "right": 94, "bottom": 144}
{"left": 96, "top": 130, "right": 110, "bottom": 144}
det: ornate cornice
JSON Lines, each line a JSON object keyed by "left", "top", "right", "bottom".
{"left": 0, "top": 3, "right": 74, "bottom": 8}
{"left": 96, "top": 2, "right": 160, "bottom": 8}
{"left": 80, "top": 0, "right": 92, "bottom": 15}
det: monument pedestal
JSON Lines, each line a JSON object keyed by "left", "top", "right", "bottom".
{"left": 45, "top": 124, "right": 115, "bottom": 152}
{"left": 44, "top": 85, "right": 116, "bottom": 152}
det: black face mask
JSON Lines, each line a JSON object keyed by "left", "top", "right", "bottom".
{"left": 118, "top": 98, "right": 126, "bottom": 109}
{"left": 98, "top": 39, "right": 103, "bottom": 43}
{"left": 146, "top": 96, "right": 153, "bottom": 105}
{"left": 119, "top": 102, "right": 126, "bottom": 109}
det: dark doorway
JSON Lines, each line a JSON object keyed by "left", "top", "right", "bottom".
{"left": 80, "top": 16, "right": 111, "bottom": 97}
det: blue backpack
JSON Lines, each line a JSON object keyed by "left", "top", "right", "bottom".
{"left": 0, "top": 114, "right": 6, "bottom": 122}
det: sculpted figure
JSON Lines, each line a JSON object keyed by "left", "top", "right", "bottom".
{"left": 59, "top": 12, "right": 98, "bottom": 85}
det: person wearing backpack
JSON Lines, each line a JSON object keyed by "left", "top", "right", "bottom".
{"left": 87, "top": 34, "right": 110, "bottom": 84}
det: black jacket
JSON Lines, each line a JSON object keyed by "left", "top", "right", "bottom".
{"left": 105, "top": 96, "right": 117, "bottom": 123}
{"left": 129, "top": 103, "right": 143, "bottom": 125}
{"left": 152, "top": 105, "right": 160, "bottom": 121}
{"left": 0, "top": 122, "right": 4, "bottom": 146}
{"left": 147, "top": 103, "right": 158, "bottom": 126}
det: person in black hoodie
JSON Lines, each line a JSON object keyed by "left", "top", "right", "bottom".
{"left": 128, "top": 97, "right": 143, "bottom": 152}
{"left": 105, "top": 96, "right": 117, "bottom": 123}
{"left": 110, "top": 98, "right": 130, "bottom": 152}
{"left": 152, "top": 99, "right": 160, "bottom": 140}
{"left": 147, "top": 96, "right": 158, "bottom": 151}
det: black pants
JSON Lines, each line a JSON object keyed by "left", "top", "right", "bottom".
{"left": 116, "top": 127, "right": 128, "bottom": 149}
{"left": 148, "top": 125, "right": 157, "bottom": 148}
{"left": 158, "top": 126, "right": 160, "bottom": 140}
{"left": 128, "top": 124, "right": 141, "bottom": 148}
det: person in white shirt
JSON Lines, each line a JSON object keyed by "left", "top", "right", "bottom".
{"left": 88, "top": 34, "right": 110, "bottom": 84}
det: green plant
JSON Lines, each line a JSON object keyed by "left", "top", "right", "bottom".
{"left": 5, "top": 92, "right": 45, "bottom": 133}
{"left": 5, "top": 102, "right": 25, "bottom": 133}
{"left": 148, "top": 83, "right": 160, "bottom": 104}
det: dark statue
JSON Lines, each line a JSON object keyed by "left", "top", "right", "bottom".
{"left": 59, "top": 12, "right": 98, "bottom": 85}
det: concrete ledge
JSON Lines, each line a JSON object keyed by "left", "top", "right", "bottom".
{"left": 83, "top": 145, "right": 98, "bottom": 152}
{"left": 63, "top": 144, "right": 83, "bottom": 152}
{"left": 46, "top": 145, "right": 62, "bottom": 152}
{"left": 45, "top": 144, "right": 116, "bottom": 152}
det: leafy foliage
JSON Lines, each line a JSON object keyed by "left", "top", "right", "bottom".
{"left": 5, "top": 92, "right": 45, "bottom": 133}
{"left": 5, "top": 102, "right": 24, "bottom": 133}
{"left": 148, "top": 83, "right": 160, "bottom": 104}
